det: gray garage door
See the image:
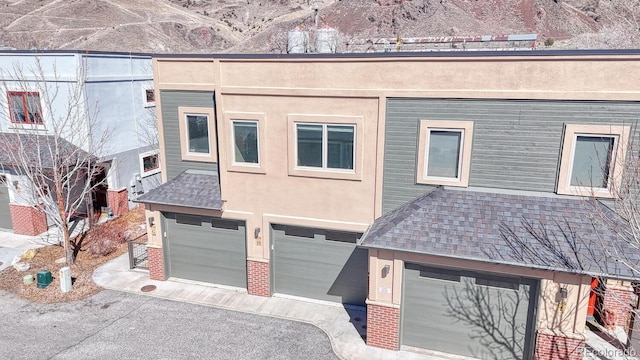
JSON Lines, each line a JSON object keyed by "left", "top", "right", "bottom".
{"left": 271, "top": 225, "right": 368, "bottom": 306}
{"left": 402, "top": 264, "right": 538, "bottom": 359}
{"left": 164, "top": 213, "right": 247, "bottom": 288}
{"left": 0, "top": 177, "right": 12, "bottom": 230}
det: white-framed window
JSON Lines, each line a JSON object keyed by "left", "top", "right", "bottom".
{"left": 557, "top": 124, "right": 630, "bottom": 197}
{"left": 186, "top": 114, "right": 210, "bottom": 155}
{"left": 287, "top": 114, "right": 363, "bottom": 181}
{"left": 139, "top": 150, "right": 160, "bottom": 177}
{"left": 295, "top": 123, "right": 355, "bottom": 171}
{"left": 417, "top": 120, "right": 474, "bottom": 187}
{"left": 232, "top": 120, "right": 259, "bottom": 165}
{"left": 425, "top": 129, "right": 463, "bottom": 179}
{"left": 143, "top": 88, "right": 155, "bottom": 107}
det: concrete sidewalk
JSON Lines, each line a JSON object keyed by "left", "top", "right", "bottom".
{"left": 93, "top": 254, "right": 450, "bottom": 360}
{"left": 0, "top": 219, "right": 90, "bottom": 271}
{"left": 0, "top": 231, "right": 46, "bottom": 271}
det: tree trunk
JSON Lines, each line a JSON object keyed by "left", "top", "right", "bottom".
{"left": 57, "top": 190, "right": 73, "bottom": 265}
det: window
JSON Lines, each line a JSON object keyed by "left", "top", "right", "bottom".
{"left": 145, "top": 89, "right": 155, "bottom": 103}
{"left": 296, "top": 123, "right": 355, "bottom": 170}
{"left": 225, "top": 112, "right": 266, "bottom": 174}
{"left": 287, "top": 114, "right": 364, "bottom": 181}
{"left": 8, "top": 91, "right": 43, "bottom": 124}
{"left": 143, "top": 89, "right": 155, "bottom": 107}
{"left": 557, "top": 124, "right": 629, "bottom": 197}
{"left": 139, "top": 150, "right": 160, "bottom": 177}
{"left": 175, "top": 214, "right": 202, "bottom": 226}
{"left": 232, "top": 121, "right": 259, "bottom": 164}
{"left": 417, "top": 120, "right": 474, "bottom": 187}
{"left": 178, "top": 107, "right": 216, "bottom": 163}
{"left": 571, "top": 136, "right": 615, "bottom": 188}
{"left": 426, "top": 130, "right": 462, "bottom": 178}
{"left": 186, "top": 114, "right": 210, "bottom": 154}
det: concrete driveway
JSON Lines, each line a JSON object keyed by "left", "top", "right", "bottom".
{"left": 0, "top": 289, "right": 338, "bottom": 360}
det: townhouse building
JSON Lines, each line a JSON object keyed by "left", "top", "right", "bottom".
{"left": 137, "top": 50, "right": 640, "bottom": 360}
{"left": 0, "top": 51, "right": 161, "bottom": 235}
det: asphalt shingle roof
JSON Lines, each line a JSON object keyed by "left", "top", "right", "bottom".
{"left": 135, "top": 169, "right": 223, "bottom": 210}
{"left": 360, "top": 187, "right": 640, "bottom": 280}
{"left": 0, "top": 133, "right": 92, "bottom": 169}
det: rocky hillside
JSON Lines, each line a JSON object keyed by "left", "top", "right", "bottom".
{"left": 0, "top": 0, "right": 638, "bottom": 53}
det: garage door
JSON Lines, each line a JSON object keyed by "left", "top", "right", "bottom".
{"left": 402, "top": 264, "right": 538, "bottom": 359}
{"left": 0, "top": 176, "right": 12, "bottom": 230}
{"left": 164, "top": 213, "right": 246, "bottom": 288}
{"left": 271, "top": 225, "right": 368, "bottom": 306}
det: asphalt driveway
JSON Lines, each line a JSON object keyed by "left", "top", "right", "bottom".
{"left": 0, "top": 289, "right": 338, "bottom": 360}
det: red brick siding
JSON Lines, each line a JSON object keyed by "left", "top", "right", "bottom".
{"left": 10, "top": 204, "right": 47, "bottom": 236}
{"left": 603, "top": 286, "right": 633, "bottom": 327}
{"left": 535, "top": 333, "right": 585, "bottom": 360}
{"left": 107, "top": 188, "right": 129, "bottom": 217}
{"left": 148, "top": 247, "right": 166, "bottom": 281}
{"left": 247, "top": 260, "right": 270, "bottom": 297}
{"left": 366, "top": 303, "right": 400, "bottom": 350}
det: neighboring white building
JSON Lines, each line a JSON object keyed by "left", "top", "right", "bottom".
{"left": 0, "top": 51, "right": 160, "bottom": 235}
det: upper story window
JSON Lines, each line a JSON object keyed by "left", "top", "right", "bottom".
{"left": 224, "top": 111, "right": 266, "bottom": 174}
{"left": 296, "top": 123, "right": 355, "bottom": 170}
{"left": 8, "top": 91, "right": 43, "bottom": 124}
{"left": 417, "top": 120, "right": 474, "bottom": 187}
{"left": 143, "top": 89, "right": 155, "bottom": 107}
{"left": 186, "top": 114, "right": 210, "bottom": 155}
{"left": 287, "top": 114, "right": 363, "bottom": 181}
{"left": 233, "top": 121, "right": 259, "bottom": 164}
{"left": 557, "top": 124, "right": 629, "bottom": 198}
{"left": 178, "top": 107, "right": 217, "bottom": 163}
{"left": 139, "top": 150, "right": 160, "bottom": 177}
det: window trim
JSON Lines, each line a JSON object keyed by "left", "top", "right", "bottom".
{"left": 287, "top": 114, "right": 364, "bottom": 181}
{"left": 139, "top": 150, "right": 161, "bottom": 177}
{"left": 7, "top": 91, "right": 44, "bottom": 125}
{"left": 416, "top": 120, "right": 474, "bottom": 187}
{"left": 224, "top": 111, "right": 266, "bottom": 174}
{"left": 177, "top": 106, "right": 217, "bottom": 163}
{"left": 557, "top": 124, "right": 630, "bottom": 198}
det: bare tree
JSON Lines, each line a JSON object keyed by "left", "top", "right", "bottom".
{"left": 0, "top": 56, "right": 111, "bottom": 265}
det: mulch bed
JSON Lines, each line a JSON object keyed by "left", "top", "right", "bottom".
{"left": 0, "top": 206, "right": 145, "bottom": 303}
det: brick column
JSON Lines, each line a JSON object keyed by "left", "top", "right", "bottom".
{"left": 148, "top": 246, "right": 166, "bottom": 281}
{"left": 247, "top": 260, "right": 270, "bottom": 297}
{"left": 107, "top": 188, "right": 129, "bottom": 217}
{"left": 10, "top": 204, "right": 47, "bottom": 236}
{"left": 366, "top": 302, "right": 400, "bottom": 350}
{"left": 602, "top": 280, "right": 634, "bottom": 328}
{"left": 535, "top": 332, "right": 585, "bottom": 360}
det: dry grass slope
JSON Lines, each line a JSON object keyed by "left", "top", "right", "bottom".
{"left": 0, "top": 0, "right": 638, "bottom": 52}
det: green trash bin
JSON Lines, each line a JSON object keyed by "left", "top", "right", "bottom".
{"left": 37, "top": 270, "right": 52, "bottom": 288}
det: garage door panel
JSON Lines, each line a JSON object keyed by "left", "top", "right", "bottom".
{"left": 402, "top": 265, "right": 537, "bottom": 360}
{"left": 275, "top": 240, "right": 356, "bottom": 265}
{"left": 272, "top": 225, "right": 367, "bottom": 306}
{"left": 165, "top": 213, "right": 246, "bottom": 288}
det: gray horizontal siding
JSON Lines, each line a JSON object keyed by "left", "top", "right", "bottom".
{"left": 383, "top": 99, "right": 640, "bottom": 214}
{"left": 160, "top": 90, "right": 217, "bottom": 179}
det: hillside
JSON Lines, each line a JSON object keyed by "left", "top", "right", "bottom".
{"left": 0, "top": 0, "right": 638, "bottom": 53}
